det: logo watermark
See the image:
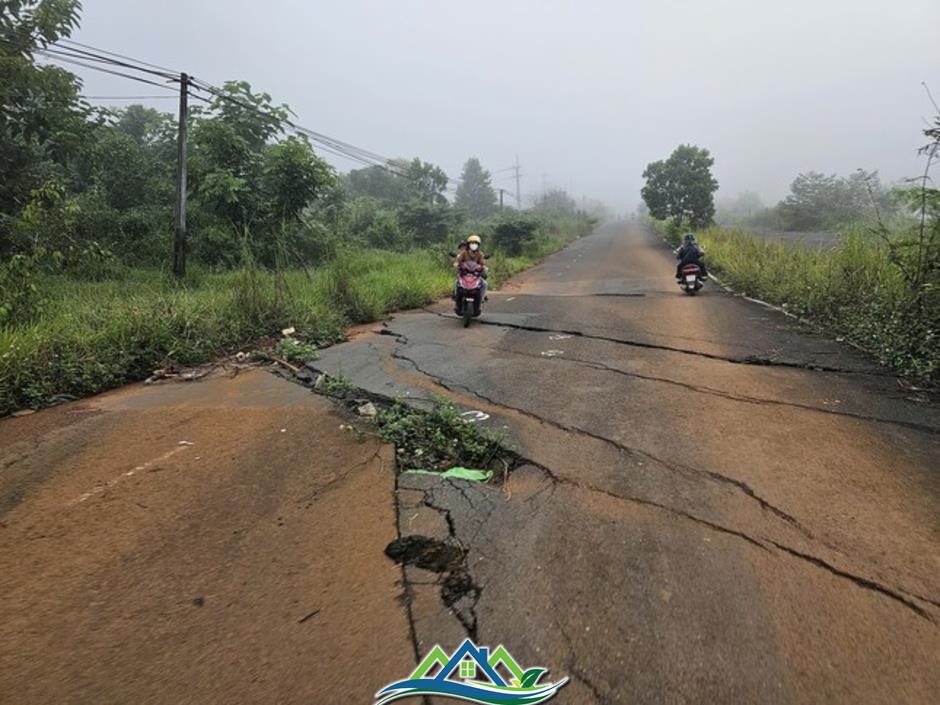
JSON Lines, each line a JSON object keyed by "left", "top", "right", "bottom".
{"left": 375, "top": 638, "right": 567, "bottom": 705}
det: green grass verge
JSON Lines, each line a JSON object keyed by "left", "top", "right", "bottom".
{"left": 0, "top": 249, "right": 450, "bottom": 413}
{"left": 1, "top": 232, "right": 585, "bottom": 414}
{"left": 662, "top": 223, "right": 939, "bottom": 382}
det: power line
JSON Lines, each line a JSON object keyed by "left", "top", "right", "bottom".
{"left": 186, "top": 77, "right": 420, "bottom": 179}
{"left": 83, "top": 95, "right": 177, "bottom": 100}
{"left": 36, "top": 50, "right": 180, "bottom": 92}
{"left": 57, "top": 38, "right": 180, "bottom": 76}
{"left": 36, "top": 37, "right": 464, "bottom": 189}
{"left": 187, "top": 87, "right": 407, "bottom": 172}
{"left": 42, "top": 44, "right": 178, "bottom": 80}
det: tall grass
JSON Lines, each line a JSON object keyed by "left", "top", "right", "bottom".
{"left": 688, "top": 225, "right": 938, "bottom": 381}
{"left": 0, "top": 230, "right": 585, "bottom": 413}
{"left": 0, "top": 250, "right": 450, "bottom": 413}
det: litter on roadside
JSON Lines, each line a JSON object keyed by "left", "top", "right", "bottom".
{"left": 403, "top": 467, "right": 492, "bottom": 482}
{"left": 357, "top": 402, "right": 378, "bottom": 418}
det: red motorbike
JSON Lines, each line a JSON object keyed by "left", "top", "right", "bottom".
{"left": 454, "top": 261, "right": 485, "bottom": 327}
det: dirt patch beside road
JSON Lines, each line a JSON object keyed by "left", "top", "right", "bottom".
{"left": 0, "top": 368, "right": 413, "bottom": 704}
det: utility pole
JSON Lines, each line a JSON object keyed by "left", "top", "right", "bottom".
{"left": 514, "top": 155, "right": 521, "bottom": 209}
{"left": 173, "top": 72, "right": 189, "bottom": 278}
{"left": 499, "top": 189, "right": 504, "bottom": 210}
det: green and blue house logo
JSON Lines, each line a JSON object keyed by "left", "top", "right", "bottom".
{"left": 375, "top": 638, "right": 567, "bottom": 704}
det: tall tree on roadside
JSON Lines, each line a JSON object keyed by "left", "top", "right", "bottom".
{"left": 345, "top": 158, "right": 447, "bottom": 207}
{"left": 641, "top": 144, "right": 718, "bottom": 230}
{"left": 534, "top": 188, "right": 578, "bottom": 214}
{"left": 455, "top": 157, "right": 497, "bottom": 220}
{"left": 401, "top": 158, "right": 448, "bottom": 206}
{"left": 0, "top": 0, "right": 89, "bottom": 226}
{"left": 777, "top": 170, "right": 885, "bottom": 231}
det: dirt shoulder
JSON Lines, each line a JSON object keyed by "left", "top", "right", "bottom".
{"left": 0, "top": 368, "right": 413, "bottom": 704}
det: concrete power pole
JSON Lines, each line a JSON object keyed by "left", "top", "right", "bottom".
{"left": 173, "top": 72, "right": 189, "bottom": 278}
{"left": 514, "top": 155, "right": 521, "bottom": 209}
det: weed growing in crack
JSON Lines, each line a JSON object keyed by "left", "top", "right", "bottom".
{"left": 321, "top": 374, "right": 355, "bottom": 395}
{"left": 376, "top": 397, "right": 507, "bottom": 472}
{"left": 273, "top": 338, "right": 319, "bottom": 363}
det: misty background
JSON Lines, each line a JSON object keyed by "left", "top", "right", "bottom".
{"left": 68, "top": 0, "right": 940, "bottom": 212}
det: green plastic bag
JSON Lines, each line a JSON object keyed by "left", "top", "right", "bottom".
{"left": 404, "top": 466, "right": 492, "bottom": 482}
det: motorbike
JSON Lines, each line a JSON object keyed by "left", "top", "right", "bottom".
{"left": 452, "top": 259, "right": 485, "bottom": 327}
{"left": 679, "top": 263, "right": 705, "bottom": 295}
{"left": 674, "top": 246, "right": 706, "bottom": 295}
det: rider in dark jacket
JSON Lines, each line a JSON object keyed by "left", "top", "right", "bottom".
{"left": 675, "top": 233, "right": 708, "bottom": 281}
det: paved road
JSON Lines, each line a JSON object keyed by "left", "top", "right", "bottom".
{"left": 313, "top": 220, "right": 940, "bottom": 704}
{"left": 0, "top": 369, "right": 414, "bottom": 703}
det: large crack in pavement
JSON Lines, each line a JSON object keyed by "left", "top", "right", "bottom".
{"left": 389, "top": 467, "right": 427, "bottom": 666}
{"left": 385, "top": 478, "right": 486, "bottom": 643}
{"left": 526, "top": 459, "right": 937, "bottom": 623}
{"left": 556, "top": 616, "right": 609, "bottom": 704}
{"left": 386, "top": 329, "right": 939, "bottom": 437}
{"left": 388, "top": 342, "right": 809, "bottom": 533}
{"left": 365, "top": 345, "right": 940, "bottom": 623}
{"left": 421, "top": 308, "right": 894, "bottom": 377}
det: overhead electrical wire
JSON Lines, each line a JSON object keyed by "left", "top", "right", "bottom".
{"left": 39, "top": 44, "right": 179, "bottom": 81}
{"left": 186, "top": 76, "right": 420, "bottom": 179}
{"left": 35, "top": 37, "right": 507, "bottom": 193}
{"left": 57, "top": 37, "right": 180, "bottom": 76}
{"left": 36, "top": 49, "right": 181, "bottom": 92}
{"left": 184, "top": 87, "right": 405, "bottom": 172}
{"left": 39, "top": 42, "right": 410, "bottom": 175}
{"left": 82, "top": 95, "right": 177, "bottom": 100}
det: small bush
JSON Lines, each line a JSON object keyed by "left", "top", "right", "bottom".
{"left": 376, "top": 398, "right": 507, "bottom": 471}
{"left": 489, "top": 214, "right": 539, "bottom": 256}
{"left": 0, "top": 249, "right": 46, "bottom": 325}
{"left": 274, "top": 338, "right": 318, "bottom": 363}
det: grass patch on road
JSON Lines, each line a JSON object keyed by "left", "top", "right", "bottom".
{"left": 376, "top": 398, "right": 508, "bottom": 473}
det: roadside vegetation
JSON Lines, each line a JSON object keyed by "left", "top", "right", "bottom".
{"left": 644, "top": 121, "right": 940, "bottom": 383}
{"left": 716, "top": 170, "right": 895, "bottom": 233}
{"left": 0, "top": 2, "right": 597, "bottom": 414}
{"left": 375, "top": 399, "right": 509, "bottom": 474}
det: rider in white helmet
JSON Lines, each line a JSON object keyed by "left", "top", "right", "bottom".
{"left": 454, "top": 234, "right": 488, "bottom": 301}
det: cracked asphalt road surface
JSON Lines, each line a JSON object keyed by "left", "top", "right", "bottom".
{"left": 314, "top": 221, "right": 940, "bottom": 704}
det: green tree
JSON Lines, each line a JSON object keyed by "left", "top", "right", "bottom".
{"left": 346, "top": 165, "right": 409, "bottom": 204}
{"left": 400, "top": 158, "right": 448, "bottom": 206}
{"left": 455, "top": 157, "right": 497, "bottom": 220}
{"left": 345, "top": 158, "right": 446, "bottom": 207}
{"left": 187, "top": 82, "right": 334, "bottom": 263}
{"left": 113, "top": 104, "right": 167, "bottom": 146}
{"left": 398, "top": 202, "right": 455, "bottom": 247}
{"left": 534, "top": 188, "right": 577, "bottom": 214}
{"left": 641, "top": 144, "right": 718, "bottom": 230}
{"left": 0, "top": 0, "right": 90, "bottom": 233}
{"left": 489, "top": 213, "right": 538, "bottom": 255}
{"left": 262, "top": 136, "right": 335, "bottom": 223}
{"left": 776, "top": 170, "right": 885, "bottom": 231}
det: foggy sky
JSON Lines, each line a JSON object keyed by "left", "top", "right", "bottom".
{"left": 70, "top": 0, "right": 940, "bottom": 212}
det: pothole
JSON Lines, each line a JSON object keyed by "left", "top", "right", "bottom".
{"left": 385, "top": 535, "right": 465, "bottom": 572}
